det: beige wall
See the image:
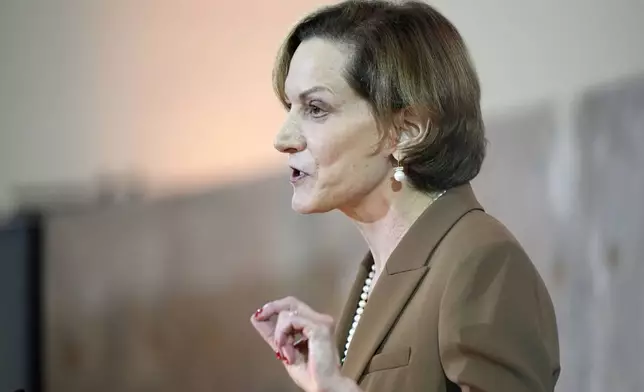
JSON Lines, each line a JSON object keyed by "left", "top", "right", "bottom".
{"left": 2, "top": 1, "right": 643, "bottom": 391}
{"left": 2, "top": 0, "right": 644, "bottom": 211}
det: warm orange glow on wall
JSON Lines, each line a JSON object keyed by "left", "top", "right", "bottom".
{"left": 91, "top": 0, "right": 332, "bottom": 192}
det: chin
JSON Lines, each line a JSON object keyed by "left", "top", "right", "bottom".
{"left": 291, "top": 191, "right": 335, "bottom": 214}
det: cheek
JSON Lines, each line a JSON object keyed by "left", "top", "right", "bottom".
{"left": 307, "top": 132, "right": 348, "bottom": 169}
{"left": 351, "top": 159, "right": 391, "bottom": 185}
{"left": 312, "top": 121, "right": 379, "bottom": 169}
{"left": 318, "top": 152, "right": 389, "bottom": 196}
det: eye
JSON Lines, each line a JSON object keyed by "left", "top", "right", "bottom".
{"left": 305, "top": 102, "right": 327, "bottom": 118}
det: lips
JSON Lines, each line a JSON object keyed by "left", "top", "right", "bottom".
{"left": 289, "top": 166, "right": 309, "bottom": 183}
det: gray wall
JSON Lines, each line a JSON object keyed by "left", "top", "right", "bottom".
{"left": 39, "top": 75, "right": 644, "bottom": 392}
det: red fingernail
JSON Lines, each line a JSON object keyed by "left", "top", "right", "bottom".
{"left": 275, "top": 351, "right": 282, "bottom": 360}
{"left": 255, "top": 308, "right": 263, "bottom": 317}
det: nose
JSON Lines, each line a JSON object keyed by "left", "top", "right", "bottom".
{"left": 274, "top": 116, "right": 306, "bottom": 154}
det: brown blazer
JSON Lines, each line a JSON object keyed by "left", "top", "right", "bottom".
{"left": 336, "top": 184, "right": 560, "bottom": 391}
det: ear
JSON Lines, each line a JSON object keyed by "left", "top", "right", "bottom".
{"left": 391, "top": 108, "right": 429, "bottom": 161}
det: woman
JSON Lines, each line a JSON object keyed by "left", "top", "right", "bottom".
{"left": 250, "top": 1, "right": 561, "bottom": 391}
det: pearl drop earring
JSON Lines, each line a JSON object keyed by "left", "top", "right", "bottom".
{"left": 393, "top": 160, "right": 406, "bottom": 182}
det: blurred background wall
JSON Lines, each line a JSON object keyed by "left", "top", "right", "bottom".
{"left": 2, "top": 0, "right": 644, "bottom": 210}
{"left": 1, "top": 0, "right": 643, "bottom": 391}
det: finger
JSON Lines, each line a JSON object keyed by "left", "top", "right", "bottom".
{"left": 255, "top": 296, "right": 321, "bottom": 322}
{"left": 283, "top": 330, "right": 308, "bottom": 365}
{"left": 281, "top": 335, "right": 298, "bottom": 365}
{"left": 280, "top": 313, "right": 338, "bottom": 367}
{"left": 249, "top": 313, "right": 279, "bottom": 351}
{"left": 273, "top": 311, "right": 300, "bottom": 350}
{"left": 274, "top": 312, "right": 325, "bottom": 359}
{"left": 274, "top": 311, "right": 310, "bottom": 364}
{"left": 290, "top": 335, "right": 310, "bottom": 364}
{"left": 254, "top": 296, "right": 305, "bottom": 320}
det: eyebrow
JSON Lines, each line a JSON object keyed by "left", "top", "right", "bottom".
{"left": 293, "top": 85, "right": 334, "bottom": 101}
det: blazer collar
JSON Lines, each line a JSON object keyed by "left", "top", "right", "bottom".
{"left": 337, "top": 183, "right": 484, "bottom": 381}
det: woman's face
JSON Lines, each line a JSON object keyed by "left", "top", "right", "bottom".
{"left": 274, "top": 38, "right": 393, "bottom": 214}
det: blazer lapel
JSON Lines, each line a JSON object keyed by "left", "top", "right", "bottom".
{"left": 334, "top": 253, "right": 371, "bottom": 357}
{"left": 340, "top": 262, "right": 428, "bottom": 381}
{"left": 339, "top": 184, "right": 484, "bottom": 381}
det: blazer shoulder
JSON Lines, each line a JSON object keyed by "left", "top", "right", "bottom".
{"left": 434, "top": 209, "right": 549, "bottom": 292}
{"left": 436, "top": 210, "right": 561, "bottom": 390}
{"left": 451, "top": 209, "right": 522, "bottom": 248}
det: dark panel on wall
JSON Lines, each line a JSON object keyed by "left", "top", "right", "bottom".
{"left": 0, "top": 214, "right": 42, "bottom": 392}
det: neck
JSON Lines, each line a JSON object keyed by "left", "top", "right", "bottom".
{"left": 340, "top": 181, "right": 440, "bottom": 278}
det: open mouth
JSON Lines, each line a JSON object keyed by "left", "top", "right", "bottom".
{"left": 290, "top": 167, "right": 308, "bottom": 182}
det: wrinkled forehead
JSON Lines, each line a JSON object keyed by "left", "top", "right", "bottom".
{"left": 284, "top": 38, "right": 355, "bottom": 100}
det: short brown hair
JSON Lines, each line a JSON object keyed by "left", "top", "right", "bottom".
{"left": 273, "top": 0, "right": 486, "bottom": 192}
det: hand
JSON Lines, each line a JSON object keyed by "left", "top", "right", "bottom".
{"left": 250, "top": 296, "right": 345, "bottom": 392}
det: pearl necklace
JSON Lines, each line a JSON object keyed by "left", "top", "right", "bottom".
{"left": 340, "top": 190, "right": 446, "bottom": 364}
{"left": 342, "top": 263, "right": 376, "bottom": 363}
